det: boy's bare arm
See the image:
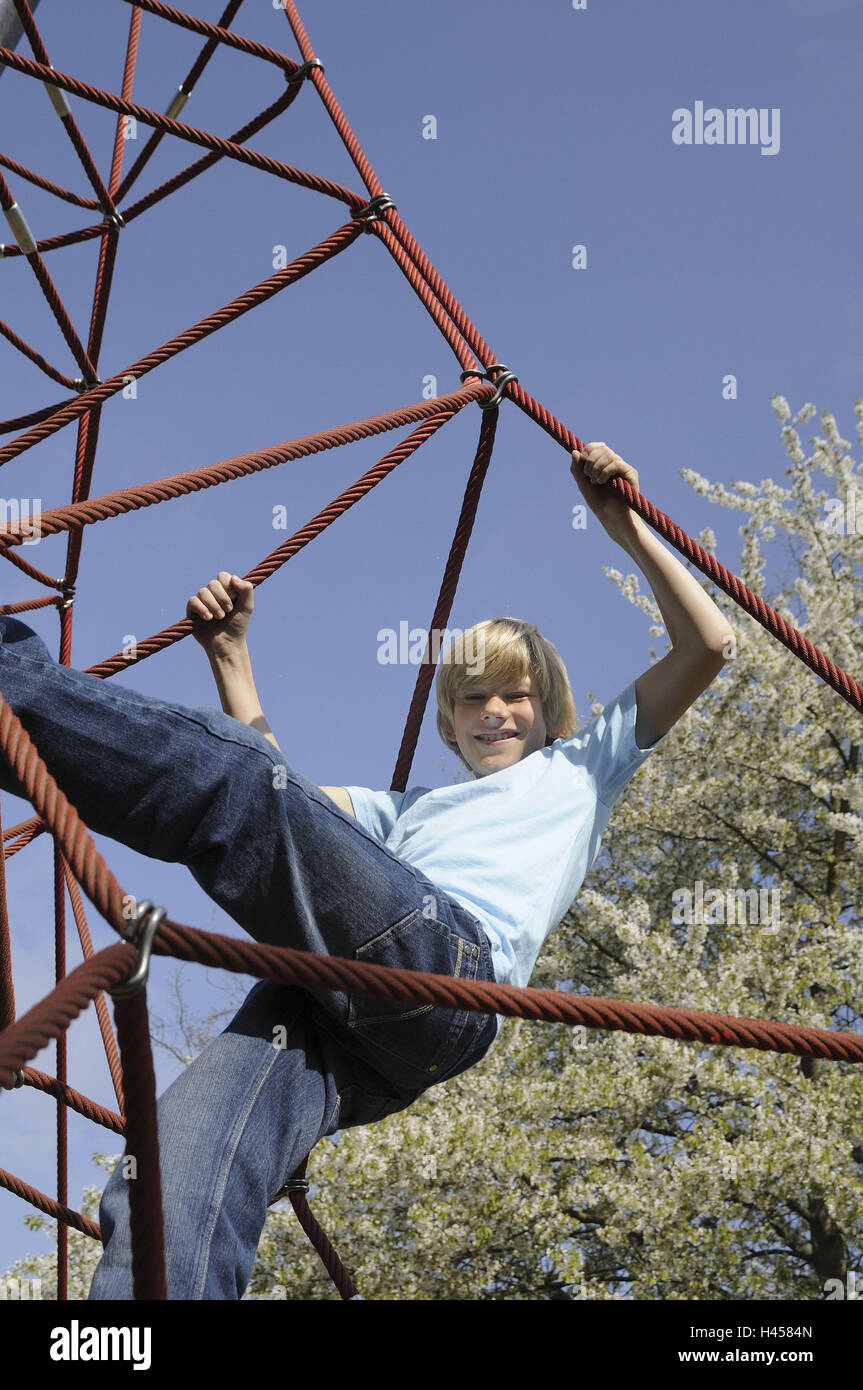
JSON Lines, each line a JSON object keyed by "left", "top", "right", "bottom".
{"left": 608, "top": 516, "right": 730, "bottom": 745}
{"left": 186, "top": 572, "right": 282, "bottom": 752}
{"left": 320, "top": 786, "right": 356, "bottom": 816}
{"left": 571, "top": 445, "right": 734, "bottom": 746}
{"left": 185, "top": 575, "right": 358, "bottom": 795}
{"left": 208, "top": 642, "right": 282, "bottom": 752}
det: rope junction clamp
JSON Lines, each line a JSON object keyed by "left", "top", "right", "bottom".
{"left": 2, "top": 203, "right": 37, "bottom": 258}
{"left": 460, "top": 363, "right": 518, "bottom": 410}
{"left": 72, "top": 378, "right": 102, "bottom": 393}
{"left": 109, "top": 900, "right": 167, "bottom": 999}
{"left": 269, "top": 1175, "right": 311, "bottom": 1205}
{"left": 286, "top": 57, "right": 324, "bottom": 85}
{"left": 43, "top": 68, "right": 73, "bottom": 120}
{"left": 56, "top": 581, "right": 76, "bottom": 611}
{"left": 355, "top": 192, "right": 396, "bottom": 233}
{"left": 164, "top": 84, "right": 189, "bottom": 120}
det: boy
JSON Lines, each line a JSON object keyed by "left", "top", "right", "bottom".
{"left": 0, "top": 443, "right": 731, "bottom": 1299}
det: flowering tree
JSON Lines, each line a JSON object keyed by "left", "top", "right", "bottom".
{"left": 5, "top": 397, "right": 861, "bottom": 1301}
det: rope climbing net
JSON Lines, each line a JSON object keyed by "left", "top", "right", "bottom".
{"left": 0, "top": 0, "right": 861, "bottom": 1303}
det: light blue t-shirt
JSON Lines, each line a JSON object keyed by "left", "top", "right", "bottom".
{"left": 345, "top": 679, "right": 665, "bottom": 1014}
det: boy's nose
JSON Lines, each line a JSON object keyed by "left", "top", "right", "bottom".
{"left": 481, "top": 697, "right": 507, "bottom": 718}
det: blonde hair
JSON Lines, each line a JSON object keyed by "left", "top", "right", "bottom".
{"left": 435, "top": 617, "right": 578, "bottom": 773}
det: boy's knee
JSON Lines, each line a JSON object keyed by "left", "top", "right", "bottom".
{"left": 0, "top": 616, "right": 52, "bottom": 661}
{"left": 99, "top": 1160, "right": 131, "bottom": 1231}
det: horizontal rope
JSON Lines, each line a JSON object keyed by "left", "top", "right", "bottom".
{"left": 3, "top": 919, "right": 862, "bottom": 1096}
{"left": 2, "top": 0, "right": 860, "bottom": 1300}
{"left": 0, "top": 47, "right": 362, "bottom": 212}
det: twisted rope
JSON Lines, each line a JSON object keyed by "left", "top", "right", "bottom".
{"left": 0, "top": 0, "right": 859, "bottom": 1306}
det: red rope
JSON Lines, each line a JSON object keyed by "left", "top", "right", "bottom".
{"left": 0, "top": 47, "right": 362, "bottom": 208}
{"left": 0, "top": 151, "right": 100, "bottom": 210}
{"left": 391, "top": 405, "right": 499, "bottom": 791}
{"left": 0, "top": 220, "right": 365, "bottom": 468}
{"left": 115, "top": 0, "right": 247, "bottom": 202}
{"left": 0, "top": 799, "right": 13, "bottom": 1031}
{"left": 0, "top": 0, "right": 859, "bottom": 1306}
{"left": 0, "top": 167, "right": 98, "bottom": 381}
{"left": 0, "top": 317, "right": 78, "bottom": 389}
{"left": 11, "top": 0, "right": 119, "bottom": 218}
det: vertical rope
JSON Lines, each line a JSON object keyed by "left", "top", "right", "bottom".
{"left": 52, "top": 835, "right": 67, "bottom": 1299}
{"left": 0, "top": 798, "right": 14, "bottom": 1030}
{"left": 113, "top": 990, "right": 167, "bottom": 1300}
{"left": 390, "top": 407, "right": 499, "bottom": 791}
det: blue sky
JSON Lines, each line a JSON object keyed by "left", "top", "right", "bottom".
{"left": 0, "top": 0, "right": 860, "bottom": 1280}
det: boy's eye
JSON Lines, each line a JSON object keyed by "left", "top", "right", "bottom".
{"left": 462, "top": 691, "right": 531, "bottom": 702}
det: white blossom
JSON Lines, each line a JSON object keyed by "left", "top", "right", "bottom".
{"left": 5, "top": 401, "right": 860, "bottom": 1302}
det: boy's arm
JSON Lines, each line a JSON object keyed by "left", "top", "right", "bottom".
{"left": 208, "top": 641, "right": 282, "bottom": 752}
{"left": 612, "top": 517, "right": 730, "bottom": 746}
{"left": 320, "top": 786, "right": 356, "bottom": 816}
{"left": 572, "top": 444, "right": 734, "bottom": 747}
{"left": 186, "top": 575, "right": 354, "bottom": 789}
{"left": 186, "top": 572, "right": 282, "bottom": 752}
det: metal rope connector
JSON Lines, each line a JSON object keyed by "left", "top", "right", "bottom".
{"left": 285, "top": 58, "right": 324, "bottom": 85}
{"left": 2, "top": 202, "right": 37, "bottom": 258}
{"left": 56, "top": 581, "right": 76, "bottom": 611}
{"left": 269, "top": 1175, "right": 310, "bottom": 1205}
{"left": 110, "top": 900, "right": 166, "bottom": 999}
{"left": 43, "top": 68, "right": 72, "bottom": 120}
{"left": 459, "top": 362, "right": 518, "bottom": 410}
{"left": 12, "top": 1069, "right": 26, "bottom": 1089}
{"left": 164, "top": 84, "right": 189, "bottom": 120}
{"left": 71, "top": 377, "right": 101, "bottom": 393}
{"left": 279, "top": 1177, "right": 310, "bottom": 1194}
{"left": 355, "top": 192, "right": 396, "bottom": 232}
{"left": 107, "top": 208, "right": 125, "bottom": 230}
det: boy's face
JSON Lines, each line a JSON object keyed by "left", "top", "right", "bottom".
{"left": 447, "top": 675, "right": 549, "bottom": 777}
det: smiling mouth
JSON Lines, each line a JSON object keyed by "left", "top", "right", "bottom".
{"left": 475, "top": 731, "right": 517, "bottom": 744}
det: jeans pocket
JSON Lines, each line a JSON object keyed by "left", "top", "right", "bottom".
{"left": 346, "top": 907, "right": 481, "bottom": 1082}
{"left": 335, "top": 1081, "right": 415, "bottom": 1130}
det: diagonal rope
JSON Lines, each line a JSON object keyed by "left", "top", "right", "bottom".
{"left": 0, "top": 0, "right": 859, "bottom": 1305}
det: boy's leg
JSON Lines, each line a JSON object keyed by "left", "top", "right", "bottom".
{"left": 0, "top": 615, "right": 498, "bottom": 1090}
{"left": 89, "top": 981, "right": 367, "bottom": 1300}
{"left": 90, "top": 979, "right": 461, "bottom": 1300}
{"left": 0, "top": 615, "right": 271, "bottom": 863}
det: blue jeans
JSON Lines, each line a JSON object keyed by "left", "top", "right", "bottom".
{"left": 0, "top": 616, "right": 498, "bottom": 1299}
